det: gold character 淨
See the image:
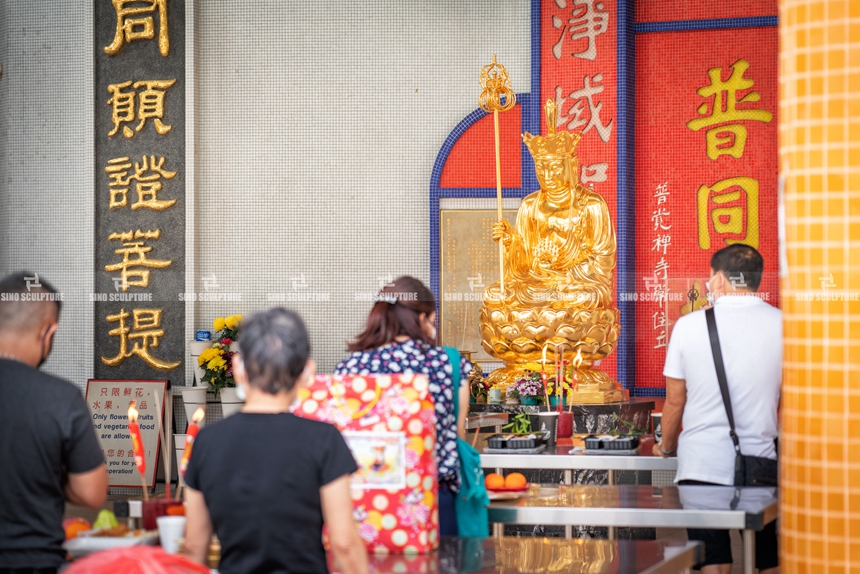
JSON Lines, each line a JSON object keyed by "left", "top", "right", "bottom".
{"left": 106, "top": 155, "right": 177, "bottom": 210}
{"left": 105, "top": 229, "right": 173, "bottom": 291}
{"left": 104, "top": 0, "right": 169, "bottom": 57}
{"left": 102, "top": 308, "right": 180, "bottom": 370}
{"left": 107, "top": 79, "right": 176, "bottom": 138}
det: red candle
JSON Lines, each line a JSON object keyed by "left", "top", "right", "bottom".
{"left": 180, "top": 407, "right": 205, "bottom": 475}
{"left": 127, "top": 402, "right": 146, "bottom": 473}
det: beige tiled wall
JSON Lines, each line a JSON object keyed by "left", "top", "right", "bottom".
{"left": 779, "top": 0, "right": 860, "bottom": 570}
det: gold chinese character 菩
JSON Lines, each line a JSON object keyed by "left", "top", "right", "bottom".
{"left": 101, "top": 308, "right": 180, "bottom": 371}
{"left": 105, "top": 155, "right": 177, "bottom": 210}
{"left": 697, "top": 176, "right": 759, "bottom": 249}
{"left": 552, "top": 0, "right": 609, "bottom": 61}
{"left": 105, "top": 229, "right": 173, "bottom": 291}
{"left": 686, "top": 59, "right": 773, "bottom": 160}
{"left": 104, "top": 0, "right": 169, "bottom": 57}
{"left": 107, "top": 79, "right": 176, "bottom": 138}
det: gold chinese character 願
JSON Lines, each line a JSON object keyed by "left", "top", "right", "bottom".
{"left": 102, "top": 308, "right": 180, "bottom": 371}
{"left": 697, "top": 176, "right": 759, "bottom": 250}
{"left": 107, "top": 79, "right": 176, "bottom": 138}
{"left": 105, "top": 229, "right": 173, "bottom": 291}
{"left": 686, "top": 59, "right": 773, "bottom": 160}
{"left": 552, "top": 0, "right": 609, "bottom": 61}
{"left": 104, "top": 0, "right": 169, "bottom": 57}
{"left": 105, "top": 155, "right": 177, "bottom": 210}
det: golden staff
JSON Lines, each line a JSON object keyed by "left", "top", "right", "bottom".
{"left": 479, "top": 55, "right": 516, "bottom": 295}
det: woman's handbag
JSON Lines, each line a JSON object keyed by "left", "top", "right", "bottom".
{"left": 444, "top": 347, "right": 490, "bottom": 537}
{"left": 706, "top": 308, "right": 778, "bottom": 487}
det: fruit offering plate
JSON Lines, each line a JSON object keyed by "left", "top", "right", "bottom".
{"left": 63, "top": 528, "right": 159, "bottom": 558}
{"left": 486, "top": 483, "right": 531, "bottom": 493}
{"left": 487, "top": 490, "right": 529, "bottom": 501}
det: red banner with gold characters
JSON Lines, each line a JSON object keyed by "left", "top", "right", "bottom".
{"left": 634, "top": 23, "right": 779, "bottom": 389}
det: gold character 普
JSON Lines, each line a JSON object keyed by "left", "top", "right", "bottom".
{"left": 106, "top": 155, "right": 178, "bottom": 210}
{"left": 104, "top": 0, "right": 169, "bottom": 57}
{"left": 686, "top": 59, "right": 773, "bottom": 160}
{"left": 102, "top": 308, "right": 180, "bottom": 371}
{"left": 105, "top": 229, "right": 173, "bottom": 291}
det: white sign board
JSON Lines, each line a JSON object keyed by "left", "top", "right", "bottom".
{"left": 85, "top": 380, "right": 168, "bottom": 488}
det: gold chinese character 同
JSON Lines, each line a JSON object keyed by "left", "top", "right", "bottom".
{"left": 107, "top": 79, "right": 176, "bottom": 138}
{"left": 686, "top": 59, "right": 773, "bottom": 160}
{"left": 102, "top": 308, "right": 180, "bottom": 371}
{"left": 105, "top": 229, "right": 173, "bottom": 291}
{"left": 105, "top": 155, "right": 177, "bottom": 210}
{"left": 697, "top": 176, "right": 759, "bottom": 249}
{"left": 104, "top": 0, "right": 169, "bottom": 57}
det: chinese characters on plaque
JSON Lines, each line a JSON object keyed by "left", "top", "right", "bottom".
{"left": 688, "top": 58, "right": 771, "bottom": 250}
{"left": 95, "top": 0, "right": 185, "bottom": 380}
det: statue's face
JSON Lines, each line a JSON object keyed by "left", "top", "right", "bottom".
{"left": 535, "top": 157, "right": 568, "bottom": 192}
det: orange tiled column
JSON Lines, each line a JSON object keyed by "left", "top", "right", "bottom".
{"left": 779, "top": 1, "right": 860, "bottom": 572}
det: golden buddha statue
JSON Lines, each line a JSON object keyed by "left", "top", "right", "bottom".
{"left": 479, "top": 99, "right": 623, "bottom": 398}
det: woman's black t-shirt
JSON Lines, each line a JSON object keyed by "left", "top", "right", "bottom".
{"left": 184, "top": 412, "right": 357, "bottom": 574}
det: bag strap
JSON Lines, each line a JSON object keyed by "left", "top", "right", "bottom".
{"left": 443, "top": 346, "right": 461, "bottom": 420}
{"left": 705, "top": 307, "right": 741, "bottom": 456}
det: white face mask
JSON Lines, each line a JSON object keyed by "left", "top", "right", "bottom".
{"left": 705, "top": 276, "right": 715, "bottom": 305}
{"left": 235, "top": 382, "right": 246, "bottom": 401}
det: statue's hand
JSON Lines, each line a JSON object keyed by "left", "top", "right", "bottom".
{"left": 492, "top": 220, "right": 513, "bottom": 247}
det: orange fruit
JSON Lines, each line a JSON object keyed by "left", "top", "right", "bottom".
{"left": 165, "top": 504, "right": 185, "bottom": 516}
{"left": 64, "top": 520, "right": 91, "bottom": 540}
{"left": 504, "top": 472, "right": 527, "bottom": 489}
{"left": 484, "top": 473, "right": 505, "bottom": 490}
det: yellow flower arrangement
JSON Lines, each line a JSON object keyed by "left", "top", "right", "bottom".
{"left": 198, "top": 314, "right": 243, "bottom": 396}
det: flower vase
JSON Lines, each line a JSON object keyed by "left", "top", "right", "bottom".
{"left": 550, "top": 396, "right": 566, "bottom": 408}
{"left": 219, "top": 386, "right": 244, "bottom": 417}
{"left": 521, "top": 396, "right": 538, "bottom": 406}
{"left": 180, "top": 387, "right": 208, "bottom": 425}
{"left": 189, "top": 341, "right": 213, "bottom": 387}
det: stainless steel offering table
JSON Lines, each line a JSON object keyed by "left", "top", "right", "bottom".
{"left": 329, "top": 537, "right": 702, "bottom": 574}
{"left": 487, "top": 485, "right": 778, "bottom": 574}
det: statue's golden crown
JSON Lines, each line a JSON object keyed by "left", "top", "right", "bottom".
{"left": 522, "top": 99, "right": 581, "bottom": 159}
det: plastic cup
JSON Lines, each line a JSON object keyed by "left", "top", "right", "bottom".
{"left": 557, "top": 412, "right": 573, "bottom": 438}
{"left": 157, "top": 515, "right": 186, "bottom": 554}
{"left": 536, "top": 412, "right": 559, "bottom": 449}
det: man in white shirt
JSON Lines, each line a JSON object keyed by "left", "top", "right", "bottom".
{"left": 653, "top": 244, "right": 781, "bottom": 574}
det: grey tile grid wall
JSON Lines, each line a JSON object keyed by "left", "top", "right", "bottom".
{"left": 193, "top": 1, "right": 531, "bottom": 372}
{"left": 0, "top": 2, "right": 94, "bottom": 393}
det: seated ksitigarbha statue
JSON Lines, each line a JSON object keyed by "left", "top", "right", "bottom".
{"left": 479, "top": 100, "right": 624, "bottom": 400}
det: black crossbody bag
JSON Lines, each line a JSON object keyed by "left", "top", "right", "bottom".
{"left": 705, "top": 307, "right": 778, "bottom": 487}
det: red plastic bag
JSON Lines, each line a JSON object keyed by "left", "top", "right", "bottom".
{"left": 65, "top": 546, "right": 210, "bottom": 574}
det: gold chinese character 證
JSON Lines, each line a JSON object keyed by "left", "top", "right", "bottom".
{"left": 686, "top": 59, "right": 773, "bottom": 160}
{"left": 102, "top": 308, "right": 180, "bottom": 371}
{"left": 697, "top": 176, "right": 759, "bottom": 249}
{"left": 105, "top": 155, "right": 177, "bottom": 210}
{"left": 105, "top": 229, "right": 173, "bottom": 291}
{"left": 104, "top": 0, "right": 169, "bottom": 57}
{"left": 107, "top": 79, "right": 176, "bottom": 138}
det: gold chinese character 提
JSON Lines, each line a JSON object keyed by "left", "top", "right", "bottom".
{"left": 102, "top": 308, "right": 180, "bottom": 371}
{"left": 555, "top": 74, "right": 614, "bottom": 143}
{"left": 105, "top": 155, "right": 177, "bottom": 210}
{"left": 552, "top": 0, "right": 609, "bottom": 61}
{"left": 107, "top": 79, "right": 176, "bottom": 138}
{"left": 697, "top": 176, "right": 759, "bottom": 249}
{"left": 105, "top": 229, "right": 173, "bottom": 291}
{"left": 104, "top": 0, "right": 169, "bottom": 57}
{"left": 686, "top": 59, "right": 773, "bottom": 160}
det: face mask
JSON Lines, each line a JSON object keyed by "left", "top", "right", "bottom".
{"left": 235, "top": 382, "right": 246, "bottom": 401}
{"left": 705, "top": 277, "right": 715, "bottom": 305}
{"left": 37, "top": 328, "right": 52, "bottom": 369}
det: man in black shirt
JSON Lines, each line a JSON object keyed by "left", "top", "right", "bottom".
{"left": 0, "top": 272, "right": 107, "bottom": 574}
{"left": 184, "top": 307, "right": 367, "bottom": 574}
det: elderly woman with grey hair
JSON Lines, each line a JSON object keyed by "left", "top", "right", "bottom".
{"left": 183, "top": 308, "right": 368, "bottom": 574}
